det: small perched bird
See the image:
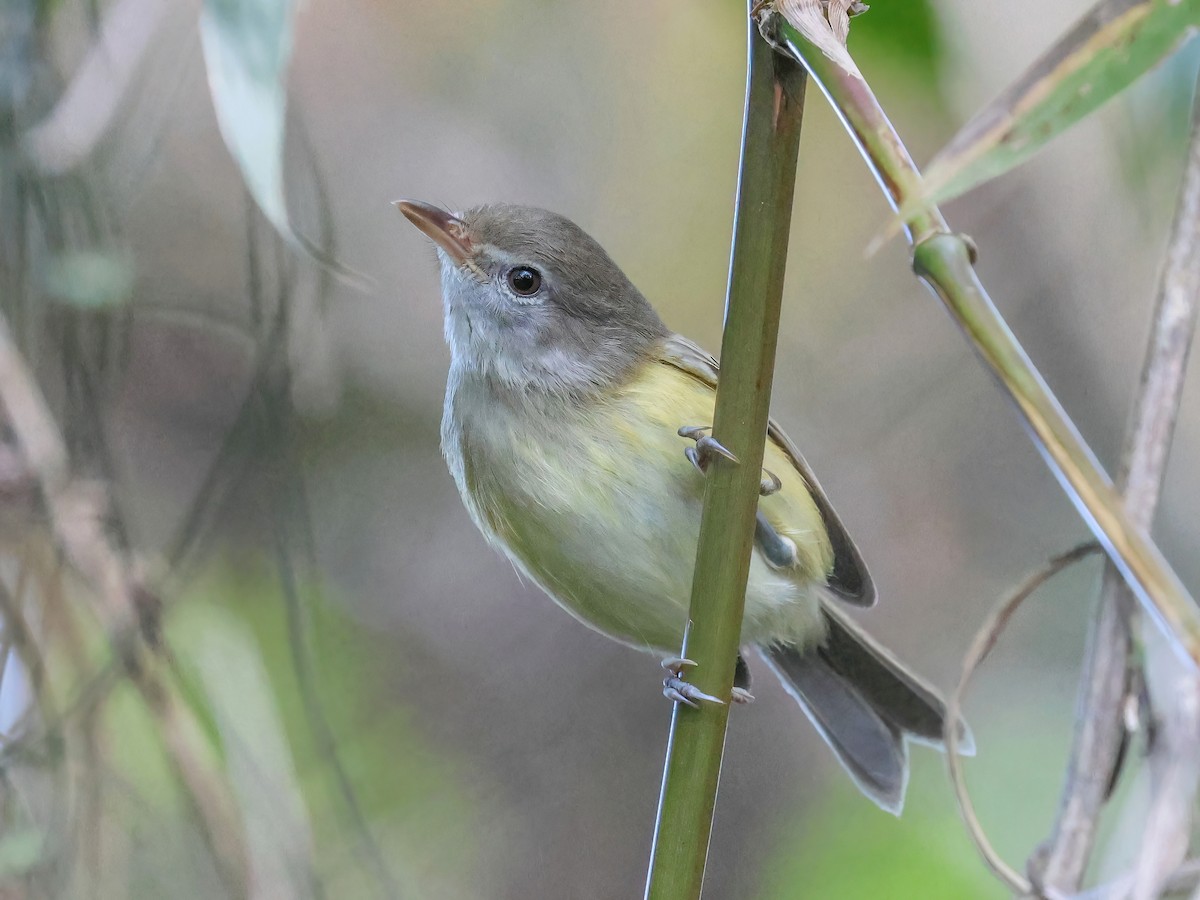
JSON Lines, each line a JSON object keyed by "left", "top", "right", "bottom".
{"left": 397, "top": 199, "right": 969, "bottom": 813}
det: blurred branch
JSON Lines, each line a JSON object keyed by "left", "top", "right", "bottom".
{"left": 1030, "top": 575, "right": 1134, "bottom": 893}
{"left": 0, "top": 313, "right": 250, "bottom": 897}
{"left": 643, "top": 8, "right": 806, "bottom": 898}
{"left": 1131, "top": 670, "right": 1200, "bottom": 900}
{"left": 20, "top": 0, "right": 178, "bottom": 175}
{"left": 1035, "top": 70, "right": 1200, "bottom": 897}
{"left": 164, "top": 204, "right": 293, "bottom": 574}
{"left": 1076, "top": 857, "right": 1200, "bottom": 900}
{"left": 137, "top": 662, "right": 248, "bottom": 897}
{"left": 945, "top": 543, "right": 1101, "bottom": 899}
{"left": 760, "top": 6, "right": 1200, "bottom": 667}
{"left": 0, "top": 562, "right": 54, "bottom": 738}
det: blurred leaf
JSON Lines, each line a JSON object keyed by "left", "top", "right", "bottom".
{"left": 910, "top": 0, "right": 1200, "bottom": 211}
{"left": 199, "top": 0, "right": 298, "bottom": 244}
{"left": 0, "top": 828, "right": 43, "bottom": 878}
{"left": 1115, "top": 39, "right": 1200, "bottom": 204}
{"left": 850, "top": 0, "right": 945, "bottom": 90}
{"left": 40, "top": 249, "right": 134, "bottom": 309}
{"left": 191, "top": 607, "right": 317, "bottom": 900}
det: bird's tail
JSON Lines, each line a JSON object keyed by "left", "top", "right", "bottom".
{"left": 762, "top": 604, "right": 972, "bottom": 815}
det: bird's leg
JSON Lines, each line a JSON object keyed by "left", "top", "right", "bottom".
{"left": 755, "top": 511, "right": 799, "bottom": 570}
{"left": 678, "top": 425, "right": 781, "bottom": 496}
{"left": 661, "top": 657, "right": 722, "bottom": 708}
{"left": 732, "top": 653, "right": 755, "bottom": 704}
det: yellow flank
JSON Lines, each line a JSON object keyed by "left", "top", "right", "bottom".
{"left": 452, "top": 355, "right": 835, "bottom": 655}
{"left": 623, "top": 360, "right": 835, "bottom": 580}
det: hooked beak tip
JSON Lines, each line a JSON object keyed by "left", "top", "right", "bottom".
{"left": 394, "top": 198, "right": 473, "bottom": 266}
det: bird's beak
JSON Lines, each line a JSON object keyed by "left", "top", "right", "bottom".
{"left": 394, "top": 199, "right": 473, "bottom": 266}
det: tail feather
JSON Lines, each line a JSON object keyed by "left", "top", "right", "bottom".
{"left": 818, "top": 604, "right": 972, "bottom": 752}
{"left": 763, "top": 647, "right": 909, "bottom": 814}
{"left": 763, "top": 605, "right": 972, "bottom": 815}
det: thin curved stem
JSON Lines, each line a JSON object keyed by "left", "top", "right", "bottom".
{"left": 945, "top": 543, "right": 1101, "bottom": 900}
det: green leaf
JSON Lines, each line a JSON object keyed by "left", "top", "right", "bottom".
{"left": 199, "top": 0, "right": 298, "bottom": 243}
{"left": 190, "top": 608, "right": 317, "bottom": 899}
{"left": 914, "top": 0, "right": 1200, "bottom": 209}
{"left": 40, "top": 249, "right": 135, "bottom": 309}
{"left": 850, "top": 0, "right": 945, "bottom": 90}
{"left": 1115, "top": 40, "right": 1200, "bottom": 199}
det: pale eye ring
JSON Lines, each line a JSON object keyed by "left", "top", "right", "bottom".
{"left": 506, "top": 266, "right": 542, "bottom": 297}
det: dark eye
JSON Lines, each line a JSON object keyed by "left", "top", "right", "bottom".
{"left": 506, "top": 266, "right": 542, "bottom": 297}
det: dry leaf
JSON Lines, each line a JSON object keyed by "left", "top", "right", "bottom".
{"left": 776, "top": 0, "right": 863, "bottom": 77}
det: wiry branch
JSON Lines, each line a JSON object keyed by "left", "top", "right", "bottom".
{"left": 1034, "top": 72, "right": 1200, "bottom": 897}
{"left": 0, "top": 314, "right": 250, "bottom": 897}
{"left": 945, "top": 543, "right": 1101, "bottom": 899}
{"left": 1075, "top": 857, "right": 1200, "bottom": 900}
{"left": 19, "top": 0, "right": 177, "bottom": 176}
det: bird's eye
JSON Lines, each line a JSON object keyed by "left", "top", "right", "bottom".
{"left": 506, "top": 266, "right": 542, "bottom": 297}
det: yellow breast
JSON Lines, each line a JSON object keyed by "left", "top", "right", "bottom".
{"left": 445, "top": 357, "right": 834, "bottom": 653}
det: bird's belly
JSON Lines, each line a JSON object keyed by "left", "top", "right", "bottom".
{"left": 446, "top": 380, "right": 823, "bottom": 654}
{"left": 468, "top": 412, "right": 703, "bottom": 651}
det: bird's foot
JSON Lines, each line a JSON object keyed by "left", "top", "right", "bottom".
{"left": 731, "top": 687, "right": 755, "bottom": 704}
{"left": 678, "top": 425, "right": 781, "bottom": 496}
{"left": 661, "top": 657, "right": 723, "bottom": 708}
{"left": 678, "top": 426, "right": 737, "bottom": 475}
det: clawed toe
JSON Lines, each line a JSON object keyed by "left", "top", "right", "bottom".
{"left": 696, "top": 435, "right": 737, "bottom": 464}
{"left": 661, "top": 657, "right": 697, "bottom": 675}
{"left": 759, "top": 469, "right": 781, "bottom": 496}
{"left": 731, "top": 687, "right": 755, "bottom": 704}
{"left": 678, "top": 426, "right": 738, "bottom": 474}
{"left": 663, "top": 675, "right": 723, "bottom": 708}
{"left": 678, "top": 427, "right": 781, "bottom": 495}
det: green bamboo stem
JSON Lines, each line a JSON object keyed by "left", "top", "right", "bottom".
{"left": 767, "top": 14, "right": 1200, "bottom": 666}
{"left": 643, "top": 13, "right": 807, "bottom": 900}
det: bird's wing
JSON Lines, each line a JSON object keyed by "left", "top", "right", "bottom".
{"left": 657, "top": 333, "right": 876, "bottom": 607}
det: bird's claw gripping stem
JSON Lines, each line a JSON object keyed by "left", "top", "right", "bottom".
{"left": 660, "top": 658, "right": 754, "bottom": 706}
{"left": 661, "top": 657, "right": 723, "bottom": 708}
{"left": 678, "top": 426, "right": 738, "bottom": 476}
{"left": 678, "top": 425, "right": 781, "bottom": 497}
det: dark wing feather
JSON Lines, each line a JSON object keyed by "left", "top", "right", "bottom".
{"left": 658, "top": 334, "right": 875, "bottom": 607}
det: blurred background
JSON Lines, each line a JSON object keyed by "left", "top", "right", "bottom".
{"left": 1, "top": 0, "right": 1198, "bottom": 896}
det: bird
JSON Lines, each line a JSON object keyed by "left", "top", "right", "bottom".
{"left": 396, "top": 198, "right": 970, "bottom": 813}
